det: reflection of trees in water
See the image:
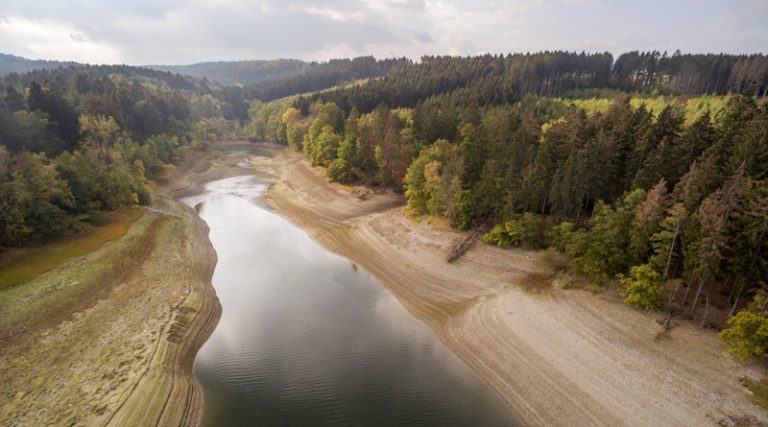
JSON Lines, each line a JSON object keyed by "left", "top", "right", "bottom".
{"left": 194, "top": 175, "right": 518, "bottom": 426}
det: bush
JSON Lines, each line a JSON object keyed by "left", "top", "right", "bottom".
{"left": 482, "top": 213, "right": 544, "bottom": 248}
{"left": 546, "top": 221, "right": 575, "bottom": 252}
{"left": 328, "top": 158, "right": 349, "bottom": 181}
{"left": 721, "top": 295, "right": 768, "bottom": 361}
{"left": 618, "top": 264, "right": 661, "bottom": 311}
{"left": 483, "top": 224, "right": 511, "bottom": 246}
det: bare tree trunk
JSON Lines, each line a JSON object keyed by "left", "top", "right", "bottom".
{"left": 700, "top": 293, "right": 709, "bottom": 327}
{"left": 727, "top": 281, "right": 737, "bottom": 304}
{"left": 729, "top": 284, "right": 745, "bottom": 318}
{"left": 690, "top": 279, "right": 707, "bottom": 315}
{"left": 575, "top": 203, "right": 583, "bottom": 225}
{"left": 661, "top": 223, "right": 680, "bottom": 285}
{"left": 681, "top": 278, "right": 693, "bottom": 305}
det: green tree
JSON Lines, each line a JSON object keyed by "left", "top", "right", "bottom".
{"left": 721, "top": 294, "right": 768, "bottom": 361}
{"left": 27, "top": 82, "right": 80, "bottom": 149}
{"left": 309, "top": 125, "right": 341, "bottom": 166}
{"left": 4, "top": 86, "right": 25, "bottom": 112}
{"left": 568, "top": 189, "right": 646, "bottom": 283}
{"left": 282, "top": 107, "right": 306, "bottom": 150}
{"left": 75, "top": 115, "right": 147, "bottom": 209}
{"left": 649, "top": 202, "right": 688, "bottom": 285}
{"left": 724, "top": 180, "right": 768, "bottom": 316}
{"left": 404, "top": 140, "right": 469, "bottom": 227}
{"left": 619, "top": 264, "right": 662, "bottom": 311}
{"left": 0, "top": 149, "right": 75, "bottom": 245}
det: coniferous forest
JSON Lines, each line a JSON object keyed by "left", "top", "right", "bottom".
{"left": 247, "top": 51, "right": 768, "bottom": 360}
{"left": 2, "top": 51, "right": 768, "bottom": 360}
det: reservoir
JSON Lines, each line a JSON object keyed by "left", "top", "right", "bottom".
{"left": 184, "top": 175, "right": 520, "bottom": 426}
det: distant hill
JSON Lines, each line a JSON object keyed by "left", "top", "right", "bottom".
{"left": 0, "top": 53, "right": 80, "bottom": 76}
{"left": 149, "top": 59, "right": 310, "bottom": 85}
{"left": 0, "top": 54, "right": 402, "bottom": 91}
{"left": 0, "top": 54, "right": 312, "bottom": 86}
{"left": 243, "top": 56, "right": 409, "bottom": 102}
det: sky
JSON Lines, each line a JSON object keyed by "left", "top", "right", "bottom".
{"left": 0, "top": 0, "right": 766, "bottom": 65}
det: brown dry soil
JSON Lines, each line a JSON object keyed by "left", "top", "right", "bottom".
{"left": 248, "top": 147, "right": 768, "bottom": 427}
{"left": 0, "top": 146, "right": 265, "bottom": 426}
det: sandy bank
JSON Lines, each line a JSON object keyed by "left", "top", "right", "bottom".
{"left": 0, "top": 149, "right": 252, "bottom": 426}
{"left": 251, "top": 147, "right": 768, "bottom": 426}
{"left": 3, "top": 143, "right": 764, "bottom": 426}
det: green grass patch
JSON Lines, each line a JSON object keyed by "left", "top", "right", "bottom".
{"left": 554, "top": 94, "right": 732, "bottom": 123}
{"left": 742, "top": 376, "right": 768, "bottom": 409}
{"left": 0, "top": 207, "right": 143, "bottom": 292}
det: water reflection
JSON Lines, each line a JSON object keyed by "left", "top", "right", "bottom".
{"left": 185, "top": 176, "right": 520, "bottom": 426}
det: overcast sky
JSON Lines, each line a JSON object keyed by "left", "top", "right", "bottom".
{"left": 0, "top": 0, "right": 766, "bottom": 65}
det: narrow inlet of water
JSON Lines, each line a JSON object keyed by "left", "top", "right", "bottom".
{"left": 185, "top": 175, "right": 521, "bottom": 426}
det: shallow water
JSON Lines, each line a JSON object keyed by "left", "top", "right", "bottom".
{"left": 185, "top": 175, "right": 521, "bottom": 426}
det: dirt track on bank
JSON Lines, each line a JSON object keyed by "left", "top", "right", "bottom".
{"left": 252, "top": 147, "right": 768, "bottom": 427}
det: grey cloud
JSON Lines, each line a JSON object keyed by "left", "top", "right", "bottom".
{"left": 107, "top": 3, "right": 397, "bottom": 63}
{"left": 0, "top": 0, "right": 766, "bottom": 64}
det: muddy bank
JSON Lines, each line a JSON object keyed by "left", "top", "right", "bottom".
{"left": 249, "top": 147, "right": 768, "bottom": 427}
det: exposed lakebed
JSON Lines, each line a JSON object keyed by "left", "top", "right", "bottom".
{"left": 184, "top": 175, "right": 520, "bottom": 426}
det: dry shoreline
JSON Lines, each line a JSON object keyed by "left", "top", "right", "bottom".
{"left": 1, "top": 143, "right": 766, "bottom": 426}
{"left": 248, "top": 146, "right": 768, "bottom": 426}
{"left": 0, "top": 148, "right": 264, "bottom": 426}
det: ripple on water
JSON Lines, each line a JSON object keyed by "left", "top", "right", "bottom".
{"left": 185, "top": 176, "right": 522, "bottom": 427}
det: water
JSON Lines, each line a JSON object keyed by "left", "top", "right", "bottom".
{"left": 185, "top": 175, "right": 521, "bottom": 426}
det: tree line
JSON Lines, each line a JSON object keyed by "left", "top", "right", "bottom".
{"left": 295, "top": 51, "right": 768, "bottom": 115}
{"left": 3, "top": 51, "right": 767, "bottom": 359}
{"left": 243, "top": 56, "right": 409, "bottom": 103}
{"left": 0, "top": 70, "right": 231, "bottom": 247}
{"left": 250, "top": 90, "right": 768, "bottom": 360}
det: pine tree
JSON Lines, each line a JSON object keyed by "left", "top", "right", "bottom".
{"left": 630, "top": 179, "right": 669, "bottom": 263}
{"left": 4, "top": 86, "right": 25, "bottom": 112}
{"left": 649, "top": 202, "right": 689, "bottom": 285}
{"left": 672, "top": 111, "right": 715, "bottom": 183}
{"left": 725, "top": 180, "right": 768, "bottom": 316}
{"left": 687, "top": 166, "right": 747, "bottom": 313}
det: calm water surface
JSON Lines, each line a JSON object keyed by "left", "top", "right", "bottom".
{"left": 184, "top": 175, "right": 520, "bottom": 426}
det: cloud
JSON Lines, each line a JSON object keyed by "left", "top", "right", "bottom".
{"left": 0, "top": 0, "right": 765, "bottom": 64}
{"left": 0, "top": 16, "right": 123, "bottom": 64}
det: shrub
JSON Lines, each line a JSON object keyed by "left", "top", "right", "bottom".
{"left": 618, "top": 264, "right": 661, "bottom": 311}
{"left": 482, "top": 213, "right": 544, "bottom": 248}
{"left": 721, "top": 295, "right": 768, "bottom": 361}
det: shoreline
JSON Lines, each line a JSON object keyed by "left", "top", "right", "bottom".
{"left": 0, "top": 148, "right": 261, "bottom": 426}
{"left": 102, "top": 156, "right": 226, "bottom": 426}
{"left": 1, "top": 143, "right": 765, "bottom": 426}
{"left": 248, "top": 146, "right": 768, "bottom": 426}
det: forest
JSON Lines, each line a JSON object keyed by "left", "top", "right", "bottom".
{"left": 0, "top": 66, "right": 237, "bottom": 247}
{"left": 2, "top": 50, "right": 768, "bottom": 361}
{"left": 246, "top": 51, "right": 768, "bottom": 361}
{"left": 298, "top": 51, "right": 768, "bottom": 113}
